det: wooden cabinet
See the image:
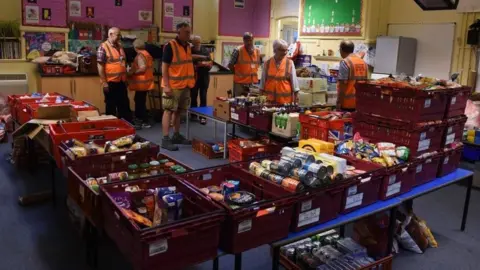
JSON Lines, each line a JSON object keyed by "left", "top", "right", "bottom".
{"left": 73, "top": 77, "right": 104, "bottom": 113}
{"left": 39, "top": 77, "right": 74, "bottom": 98}
{"left": 206, "top": 74, "right": 233, "bottom": 105}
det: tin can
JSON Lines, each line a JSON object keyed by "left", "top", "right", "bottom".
{"left": 222, "top": 182, "right": 235, "bottom": 196}
{"left": 296, "top": 245, "right": 307, "bottom": 255}
{"left": 269, "top": 174, "right": 284, "bottom": 184}
{"left": 291, "top": 168, "right": 314, "bottom": 183}
{"left": 280, "top": 156, "right": 302, "bottom": 168}
{"left": 269, "top": 161, "right": 283, "bottom": 175}
{"left": 304, "top": 162, "right": 328, "bottom": 179}
{"left": 286, "top": 248, "right": 296, "bottom": 262}
{"left": 277, "top": 160, "right": 293, "bottom": 176}
{"left": 255, "top": 167, "right": 267, "bottom": 177}
{"left": 312, "top": 241, "right": 321, "bottom": 253}
{"left": 261, "top": 159, "right": 273, "bottom": 170}
{"left": 305, "top": 243, "right": 314, "bottom": 253}
{"left": 281, "top": 177, "right": 304, "bottom": 192}
{"left": 228, "top": 180, "right": 240, "bottom": 191}
{"left": 281, "top": 147, "right": 296, "bottom": 157}
{"left": 260, "top": 170, "right": 271, "bottom": 180}
{"left": 293, "top": 152, "right": 316, "bottom": 164}
{"left": 249, "top": 162, "right": 262, "bottom": 173}
{"left": 333, "top": 173, "right": 344, "bottom": 182}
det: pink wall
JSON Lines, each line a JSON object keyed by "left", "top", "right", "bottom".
{"left": 218, "top": 0, "right": 271, "bottom": 37}
{"left": 22, "top": 0, "right": 67, "bottom": 27}
{"left": 162, "top": 0, "right": 194, "bottom": 33}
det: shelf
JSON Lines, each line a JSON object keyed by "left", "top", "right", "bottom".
{"left": 313, "top": 55, "right": 342, "bottom": 61}
{"left": 0, "top": 37, "right": 20, "bottom": 40}
{"left": 0, "top": 59, "right": 26, "bottom": 63}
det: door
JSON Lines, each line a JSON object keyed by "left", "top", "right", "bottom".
{"left": 215, "top": 74, "right": 234, "bottom": 98}
{"left": 40, "top": 77, "right": 73, "bottom": 98}
{"left": 73, "top": 77, "right": 105, "bottom": 113}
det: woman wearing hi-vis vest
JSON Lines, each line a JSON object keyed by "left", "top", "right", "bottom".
{"left": 259, "top": 39, "right": 300, "bottom": 104}
{"left": 127, "top": 39, "right": 154, "bottom": 129}
{"left": 336, "top": 40, "right": 368, "bottom": 111}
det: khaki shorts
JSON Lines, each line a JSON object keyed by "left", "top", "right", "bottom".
{"left": 162, "top": 88, "right": 191, "bottom": 112}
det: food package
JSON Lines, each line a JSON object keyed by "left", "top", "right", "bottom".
{"left": 111, "top": 135, "right": 134, "bottom": 148}
{"left": 377, "top": 142, "right": 396, "bottom": 157}
{"left": 396, "top": 215, "right": 428, "bottom": 254}
{"left": 123, "top": 208, "right": 153, "bottom": 227}
{"left": 415, "top": 216, "right": 438, "bottom": 248}
{"left": 68, "top": 146, "right": 87, "bottom": 158}
{"left": 396, "top": 146, "right": 410, "bottom": 161}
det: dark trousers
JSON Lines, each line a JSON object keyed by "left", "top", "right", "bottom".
{"left": 190, "top": 76, "right": 209, "bottom": 108}
{"left": 105, "top": 81, "right": 132, "bottom": 122}
{"left": 134, "top": 91, "right": 148, "bottom": 122}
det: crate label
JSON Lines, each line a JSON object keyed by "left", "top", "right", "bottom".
{"left": 249, "top": 113, "right": 254, "bottom": 118}
{"left": 417, "top": 139, "right": 431, "bottom": 152}
{"left": 298, "top": 208, "right": 320, "bottom": 227}
{"left": 420, "top": 132, "right": 426, "bottom": 141}
{"left": 347, "top": 185, "right": 358, "bottom": 196}
{"left": 345, "top": 193, "right": 364, "bottom": 210}
{"left": 451, "top": 97, "right": 457, "bottom": 105}
{"left": 386, "top": 182, "right": 402, "bottom": 197}
{"left": 231, "top": 112, "right": 239, "bottom": 121}
{"left": 388, "top": 175, "right": 397, "bottom": 185}
{"left": 149, "top": 239, "right": 168, "bottom": 256}
{"left": 447, "top": 127, "right": 453, "bottom": 134}
{"left": 416, "top": 165, "right": 423, "bottom": 173}
{"left": 444, "top": 157, "right": 449, "bottom": 164}
{"left": 424, "top": 99, "right": 431, "bottom": 108}
{"left": 78, "top": 185, "right": 85, "bottom": 203}
{"left": 301, "top": 200, "right": 312, "bottom": 212}
{"left": 238, "top": 219, "right": 252, "bottom": 234}
{"left": 445, "top": 133, "right": 455, "bottom": 145}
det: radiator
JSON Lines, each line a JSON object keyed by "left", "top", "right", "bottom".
{"left": 0, "top": 74, "right": 28, "bottom": 114}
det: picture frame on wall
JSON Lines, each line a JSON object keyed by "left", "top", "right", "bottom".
{"left": 86, "top": 6, "right": 95, "bottom": 18}
{"left": 69, "top": 0, "right": 81, "bottom": 17}
{"left": 42, "top": 8, "right": 51, "bottom": 20}
{"left": 25, "top": 5, "right": 40, "bottom": 24}
{"left": 162, "top": 0, "right": 194, "bottom": 33}
{"left": 234, "top": 0, "right": 245, "bottom": 9}
{"left": 300, "top": 0, "right": 363, "bottom": 37}
{"left": 222, "top": 42, "right": 242, "bottom": 67}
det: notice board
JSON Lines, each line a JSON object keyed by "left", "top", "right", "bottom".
{"left": 300, "top": 0, "right": 362, "bottom": 36}
{"left": 162, "top": 0, "right": 194, "bottom": 33}
{"left": 67, "top": 0, "right": 153, "bottom": 29}
{"left": 22, "top": 0, "right": 67, "bottom": 27}
{"left": 24, "top": 32, "right": 66, "bottom": 59}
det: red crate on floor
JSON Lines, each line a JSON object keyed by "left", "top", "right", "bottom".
{"left": 101, "top": 176, "right": 224, "bottom": 270}
{"left": 356, "top": 82, "right": 449, "bottom": 123}
{"left": 445, "top": 87, "right": 471, "bottom": 119}
{"left": 228, "top": 138, "right": 282, "bottom": 163}
{"left": 68, "top": 151, "right": 190, "bottom": 227}
{"left": 353, "top": 113, "right": 445, "bottom": 159}
{"left": 413, "top": 154, "right": 442, "bottom": 186}
{"left": 438, "top": 146, "right": 464, "bottom": 177}
{"left": 230, "top": 104, "right": 249, "bottom": 125}
{"left": 299, "top": 112, "right": 353, "bottom": 142}
{"left": 179, "top": 165, "right": 296, "bottom": 254}
{"left": 49, "top": 119, "right": 135, "bottom": 168}
{"left": 192, "top": 138, "right": 224, "bottom": 159}
{"left": 442, "top": 115, "right": 467, "bottom": 148}
{"left": 379, "top": 163, "right": 416, "bottom": 200}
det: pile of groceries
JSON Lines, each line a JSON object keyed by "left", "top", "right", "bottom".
{"left": 372, "top": 75, "right": 462, "bottom": 90}
{"left": 18, "top": 92, "right": 68, "bottom": 103}
{"left": 85, "top": 159, "right": 187, "bottom": 193}
{"left": 112, "top": 185, "right": 184, "bottom": 228}
{"left": 281, "top": 230, "right": 380, "bottom": 270}
{"left": 199, "top": 181, "right": 256, "bottom": 209}
{"left": 64, "top": 135, "right": 151, "bottom": 158}
{"left": 249, "top": 146, "right": 367, "bottom": 192}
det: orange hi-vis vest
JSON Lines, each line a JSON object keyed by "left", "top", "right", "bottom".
{"left": 264, "top": 57, "right": 293, "bottom": 104}
{"left": 161, "top": 39, "right": 195, "bottom": 89}
{"left": 234, "top": 46, "right": 260, "bottom": 84}
{"left": 102, "top": 41, "right": 126, "bottom": 82}
{"left": 128, "top": 50, "right": 155, "bottom": 91}
{"left": 338, "top": 55, "right": 368, "bottom": 109}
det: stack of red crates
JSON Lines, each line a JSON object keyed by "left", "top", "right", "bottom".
{"left": 353, "top": 82, "right": 471, "bottom": 199}
{"left": 299, "top": 111, "right": 353, "bottom": 143}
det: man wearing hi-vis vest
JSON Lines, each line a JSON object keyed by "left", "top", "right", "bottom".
{"left": 97, "top": 27, "right": 132, "bottom": 122}
{"left": 161, "top": 22, "right": 195, "bottom": 151}
{"left": 127, "top": 39, "right": 154, "bottom": 129}
{"left": 260, "top": 39, "right": 300, "bottom": 104}
{"left": 337, "top": 40, "right": 368, "bottom": 111}
{"left": 228, "top": 32, "right": 261, "bottom": 97}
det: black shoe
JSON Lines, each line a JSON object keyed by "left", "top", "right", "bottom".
{"left": 161, "top": 137, "right": 179, "bottom": 151}
{"left": 171, "top": 133, "right": 191, "bottom": 145}
{"left": 200, "top": 117, "right": 207, "bottom": 125}
{"left": 141, "top": 122, "right": 152, "bottom": 129}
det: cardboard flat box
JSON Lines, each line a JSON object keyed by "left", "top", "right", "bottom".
{"left": 271, "top": 113, "right": 299, "bottom": 138}
{"left": 76, "top": 110, "right": 100, "bottom": 122}
{"left": 86, "top": 115, "right": 117, "bottom": 121}
{"left": 213, "top": 99, "right": 231, "bottom": 121}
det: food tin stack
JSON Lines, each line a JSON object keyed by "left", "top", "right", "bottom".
{"left": 100, "top": 175, "right": 225, "bottom": 270}
{"left": 178, "top": 164, "right": 297, "bottom": 254}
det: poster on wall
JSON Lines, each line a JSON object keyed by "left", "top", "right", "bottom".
{"left": 301, "top": 0, "right": 362, "bottom": 36}
{"left": 162, "top": 0, "right": 193, "bottom": 33}
{"left": 86, "top": 7, "right": 95, "bottom": 18}
{"left": 222, "top": 42, "right": 242, "bottom": 67}
{"left": 69, "top": 0, "right": 81, "bottom": 17}
{"left": 164, "top": 3, "right": 174, "bottom": 17}
{"left": 234, "top": 0, "right": 245, "bottom": 9}
{"left": 42, "top": 8, "right": 52, "bottom": 21}
{"left": 139, "top": 10, "right": 153, "bottom": 22}
{"left": 24, "top": 32, "right": 66, "bottom": 60}
{"left": 25, "top": 6, "right": 40, "bottom": 24}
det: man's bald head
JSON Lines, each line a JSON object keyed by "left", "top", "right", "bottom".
{"left": 339, "top": 40, "right": 355, "bottom": 59}
{"left": 108, "top": 27, "right": 121, "bottom": 44}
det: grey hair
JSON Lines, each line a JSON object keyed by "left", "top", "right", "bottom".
{"left": 133, "top": 39, "right": 145, "bottom": 49}
{"left": 108, "top": 27, "right": 120, "bottom": 35}
{"left": 273, "top": 39, "right": 288, "bottom": 51}
{"left": 192, "top": 35, "right": 201, "bottom": 41}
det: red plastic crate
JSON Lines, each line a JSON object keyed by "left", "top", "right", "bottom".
{"left": 68, "top": 151, "right": 189, "bottom": 227}
{"left": 227, "top": 138, "right": 282, "bottom": 163}
{"left": 192, "top": 137, "right": 224, "bottom": 159}
{"left": 438, "top": 146, "right": 463, "bottom": 177}
{"left": 379, "top": 163, "right": 416, "bottom": 200}
{"left": 100, "top": 176, "right": 224, "bottom": 270}
{"left": 299, "top": 112, "right": 353, "bottom": 142}
{"left": 9, "top": 93, "right": 72, "bottom": 122}
{"left": 19, "top": 101, "right": 98, "bottom": 124}
{"left": 442, "top": 115, "right": 467, "bottom": 148}
{"left": 49, "top": 119, "right": 135, "bottom": 168}
{"left": 179, "top": 165, "right": 296, "bottom": 254}
{"left": 279, "top": 254, "right": 393, "bottom": 270}
{"left": 445, "top": 87, "right": 471, "bottom": 119}
{"left": 230, "top": 104, "right": 249, "bottom": 125}
{"left": 249, "top": 107, "right": 273, "bottom": 132}
{"left": 356, "top": 82, "right": 449, "bottom": 123}
{"left": 413, "top": 154, "right": 442, "bottom": 186}
{"left": 353, "top": 113, "right": 445, "bottom": 159}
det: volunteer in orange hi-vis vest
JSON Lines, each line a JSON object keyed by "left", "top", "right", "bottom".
{"left": 228, "top": 32, "right": 260, "bottom": 97}
{"left": 97, "top": 27, "right": 132, "bottom": 122}
{"left": 260, "top": 39, "right": 300, "bottom": 104}
{"left": 336, "top": 40, "right": 368, "bottom": 111}
{"left": 160, "top": 22, "right": 195, "bottom": 151}
{"left": 127, "top": 39, "right": 154, "bottom": 129}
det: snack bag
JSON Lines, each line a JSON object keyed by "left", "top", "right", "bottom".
{"left": 396, "top": 146, "right": 410, "bottom": 161}
{"left": 112, "top": 135, "right": 134, "bottom": 148}
{"left": 377, "top": 142, "right": 396, "bottom": 157}
{"left": 415, "top": 215, "right": 438, "bottom": 248}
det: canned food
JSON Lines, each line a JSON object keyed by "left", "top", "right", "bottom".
{"left": 281, "top": 147, "right": 296, "bottom": 157}
{"left": 261, "top": 159, "right": 273, "bottom": 170}
{"left": 291, "top": 168, "right": 314, "bottom": 182}
{"left": 260, "top": 170, "right": 271, "bottom": 179}
{"left": 333, "top": 173, "right": 344, "bottom": 182}
{"left": 281, "top": 177, "right": 304, "bottom": 192}
{"left": 272, "top": 174, "right": 284, "bottom": 184}
{"left": 227, "top": 180, "right": 240, "bottom": 191}
{"left": 277, "top": 160, "right": 293, "bottom": 176}
{"left": 280, "top": 156, "right": 302, "bottom": 168}
{"left": 305, "top": 243, "right": 313, "bottom": 253}
{"left": 304, "top": 162, "right": 328, "bottom": 179}
{"left": 286, "top": 248, "right": 296, "bottom": 262}
{"left": 249, "top": 162, "right": 263, "bottom": 173}
{"left": 293, "top": 152, "right": 316, "bottom": 164}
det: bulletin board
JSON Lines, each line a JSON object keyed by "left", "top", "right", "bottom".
{"left": 67, "top": 0, "right": 153, "bottom": 30}
{"left": 24, "top": 32, "right": 66, "bottom": 59}
{"left": 300, "top": 0, "right": 362, "bottom": 36}
{"left": 162, "top": 0, "right": 194, "bottom": 33}
{"left": 22, "top": 0, "right": 67, "bottom": 27}
{"left": 221, "top": 42, "right": 242, "bottom": 67}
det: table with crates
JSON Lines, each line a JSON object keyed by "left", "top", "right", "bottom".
{"left": 5, "top": 75, "right": 476, "bottom": 270}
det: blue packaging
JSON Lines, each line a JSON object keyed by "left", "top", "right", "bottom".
{"left": 156, "top": 186, "right": 176, "bottom": 198}
{"left": 161, "top": 193, "right": 183, "bottom": 222}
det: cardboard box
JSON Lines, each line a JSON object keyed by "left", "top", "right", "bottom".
{"left": 298, "top": 78, "right": 328, "bottom": 93}
{"left": 76, "top": 110, "right": 100, "bottom": 122}
{"left": 213, "top": 99, "right": 231, "bottom": 121}
{"left": 297, "top": 91, "right": 327, "bottom": 107}
{"left": 271, "top": 112, "right": 299, "bottom": 138}
{"left": 85, "top": 115, "right": 117, "bottom": 121}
